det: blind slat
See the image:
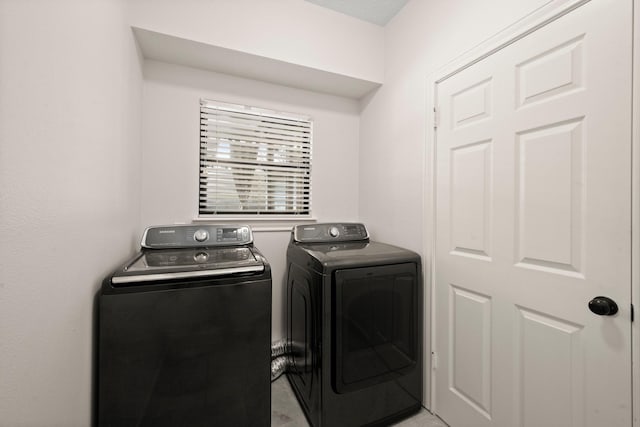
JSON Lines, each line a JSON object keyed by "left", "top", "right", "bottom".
{"left": 200, "top": 147, "right": 311, "bottom": 161}
{"left": 200, "top": 182, "right": 311, "bottom": 190}
{"left": 201, "top": 126, "right": 311, "bottom": 144}
{"left": 200, "top": 104, "right": 310, "bottom": 125}
{"left": 200, "top": 130, "right": 310, "bottom": 146}
{"left": 201, "top": 138, "right": 309, "bottom": 152}
{"left": 200, "top": 139, "right": 311, "bottom": 152}
{"left": 199, "top": 191, "right": 311, "bottom": 199}
{"left": 200, "top": 164, "right": 309, "bottom": 180}
{"left": 200, "top": 160, "right": 311, "bottom": 172}
{"left": 202, "top": 201, "right": 310, "bottom": 206}
{"left": 199, "top": 188, "right": 311, "bottom": 195}
{"left": 199, "top": 201, "right": 311, "bottom": 207}
{"left": 201, "top": 115, "right": 312, "bottom": 135}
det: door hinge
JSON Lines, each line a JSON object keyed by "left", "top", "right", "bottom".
{"left": 631, "top": 304, "right": 635, "bottom": 322}
{"left": 433, "top": 107, "right": 439, "bottom": 129}
{"left": 431, "top": 351, "right": 438, "bottom": 370}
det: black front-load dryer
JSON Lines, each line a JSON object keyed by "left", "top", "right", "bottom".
{"left": 286, "top": 223, "right": 422, "bottom": 427}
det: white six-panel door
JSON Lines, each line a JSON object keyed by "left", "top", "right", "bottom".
{"left": 434, "top": 1, "right": 633, "bottom": 426}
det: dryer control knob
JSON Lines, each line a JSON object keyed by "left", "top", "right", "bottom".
{"left": 194, "top": 229, "right": 209, "bottom": 242}
{"left": 329, "top": 226, "right": 340, "bottom": 238}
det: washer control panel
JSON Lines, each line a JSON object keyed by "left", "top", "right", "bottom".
{"left": 293, "top": 223, "right": 369, "bottom": 243}
{"left": 142, "top": 225, "right": 252, "bottom": 248}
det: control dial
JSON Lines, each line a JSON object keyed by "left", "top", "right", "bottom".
{"left": 194, "top": 251, "right": 209, "bottom": 263}
{"left": 194, "top": 229, "right": 209, "bottom": 242}
{"left": 329, "top": 226, "right": 340, "bottom": 238}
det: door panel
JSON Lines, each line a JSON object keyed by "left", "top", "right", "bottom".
{"left": 333, "top": 263, "right": 418, "bottom": 393}
{"left": 515, "top": 117, "right": 584, "bottom": 275}
{"left": 449, "top": 285, "right": 492, "bottom": 418}
{"left": 450, "top": 140, "right": 493, "bottom": 259}
{"left": 434, "top": 1, "right": 632, "bottom": 426}
{"left": 515, "top": 307, "right": 584, "bottom": 427}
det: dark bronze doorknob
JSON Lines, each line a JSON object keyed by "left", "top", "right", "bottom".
{"left": 588, "top": 296, "right": 618, "bottom": 316}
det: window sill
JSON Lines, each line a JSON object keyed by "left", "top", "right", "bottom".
{"left": 193, "top": 216, "right": 317, "bottom": 232}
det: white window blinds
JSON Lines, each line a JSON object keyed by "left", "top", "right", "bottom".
{"left": 199, "top": 99, "right": 312, "bottom": 216}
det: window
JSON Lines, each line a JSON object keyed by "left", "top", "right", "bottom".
{"left": 199, "top": 99, "right": 312, "bottom": 216}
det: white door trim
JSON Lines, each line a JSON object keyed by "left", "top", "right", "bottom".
{"left": 422, "top": 0, "right": 638, "bottom": 423}
{"left": 632, "top": 2, "right": 639, "bottom": 426}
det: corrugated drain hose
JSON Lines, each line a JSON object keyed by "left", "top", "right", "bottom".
{"left": 271, "top": 339, "right": 290, "bottom": 382}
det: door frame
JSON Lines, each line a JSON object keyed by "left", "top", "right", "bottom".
{"left": 423, "top": 0, "right": 639, "bottom": 424}
{"left": 632, "top": 2, "right": 639, "bottom": 426}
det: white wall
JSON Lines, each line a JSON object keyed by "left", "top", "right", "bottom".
{"left": 0, "top": 0, "right": 143, "bottom": 425}
{"left": 358, "top": 0, "right": 554, "bottom": 407}
{"left": 140, "top": 60, "right": 361, "bottom": 339}
{"left": 128, "top": 0, "right": 384, "bottom": 83}
{"left": 359, "top": 0, "right": 551, "bottom": 251}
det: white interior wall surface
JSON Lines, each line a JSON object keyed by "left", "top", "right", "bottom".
{"left": 0, "top": 1, "right": 143, "bottom": 425}
{"left": 128, "top": 0, "right": 384, "bottom": 84}
{"left": 359, "top": 0, "right": 552, "bottom": 251}
{"left": 357, "top": 0, "right": 558, "bottom": 407}
{"left": 140, "top": 60, "right": 361, "bottom": 340}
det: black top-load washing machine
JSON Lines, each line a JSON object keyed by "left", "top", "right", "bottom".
{"left": 286, "top": 223, "right": 423, "bottom": 427}
{"left": 97, "top": 224, "right": 271, "bottom": 427}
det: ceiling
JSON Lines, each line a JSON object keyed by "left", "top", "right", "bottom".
{"left": 304, "top": 0, "right": 409, "bottom": 26}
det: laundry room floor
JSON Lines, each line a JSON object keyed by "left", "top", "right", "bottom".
{"left": 271, "top": 376, "right": 449, "bottom": 426}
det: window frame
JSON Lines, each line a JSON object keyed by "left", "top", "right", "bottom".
{"left": 198, "top": 99, "right": 313, "bottom": 220}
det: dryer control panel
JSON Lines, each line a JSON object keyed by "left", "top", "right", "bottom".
{"left": 293, "top": 223, "right": 369, "bottom": 243}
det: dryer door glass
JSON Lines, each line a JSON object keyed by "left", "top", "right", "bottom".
{"left": 333, "top": 263, "right": 418, "bottom": 393}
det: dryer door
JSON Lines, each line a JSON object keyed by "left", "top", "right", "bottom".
{"left": 333, "top": 263, "right": 418, "bottom": 394}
